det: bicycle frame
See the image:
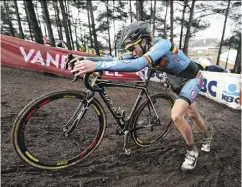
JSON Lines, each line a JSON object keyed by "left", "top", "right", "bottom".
{"left": 64, "top": 69, "right": 159, "bottom": 136}
{"left": 99, "top": 81, "right": 151, "bottom": 129}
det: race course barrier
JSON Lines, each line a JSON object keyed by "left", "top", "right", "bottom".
{"left": 1, "top": 35, "right": 241, "bottom": 110}
{"left": 1, "top": 35, "right": 142, "bottom": 82}
{"left": 199, "top": 71, "right": 241, "bottom": 110}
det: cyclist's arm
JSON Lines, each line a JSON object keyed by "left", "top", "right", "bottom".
{"left": 83, "top": 52, "right": 134, "bottom": 62}
{"left": 96, "top": 39, "right": 171, "bottom": 72}
{"left": 84, "top": 56, "right": 114, "bottom": 62}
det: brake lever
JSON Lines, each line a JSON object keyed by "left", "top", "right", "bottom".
{"left": 65, "top": 53, "right": 84, "bottom": 82}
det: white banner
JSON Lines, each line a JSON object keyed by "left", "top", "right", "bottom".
{"left": 199, "top": 71, "right": 241, "bottom": 110}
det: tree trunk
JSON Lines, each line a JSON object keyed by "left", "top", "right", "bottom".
{"left": 66, "top": 3, "right": 74, "bottom": 49}
{"left": 34, "top": 2, "right": 43, "bottom": 35}
{"left": 106, "top": 0, "right": 112, "bottom": 56}
{"left": 59, "top": 0, "right": 72, "bottom": 49}
{"left": 163, "top": 1, "right": 168, "bottom": 38}
{"left": 170, "top": 0, "right": 174, "bottom": 43}
{"left": 179, "top": 0, "right": 187, "bottom": 49}
{"left": 24, "top": 3, "right": 33, "bottom": 40}
{"left": 183, "top": 0, "right": 196, "bottom": 55}
{"left": 113, "top": 0, "right": 117, "bottom": 56}
{"left": 216, "top": 0, "right": 231, "bottom": 65}
{"left": 136, "top": 0, "right": 143, "bottom": 21}
{"left": 232, "top": 34, "right": 241, "bottom": 74}
{"left": 40, "top": 0, "right": 55, "bottom": 46}
{"left": 77, "top": 5, "right": 84, "bottom": 47}
{"left": 88, "top": 1, "right": 100, "bottom": 56}
{"left": 74, "top": 22, "right": 79, "bottom": 51}
{"left": 24, "top": 0, "right": 43, "bottom": 44}
{"left": 86, "top": 4, "right": 94, "bottom": 48}
{"left": 13, "top": 0, "right": 25, "bottom": 39}
{"left": 152, "top": 0, "right": 156, "bottom": 36}
{"left": 53, "top": 1, "right": 63, "bottom": 41}
{"left": 3, "top": 1, "right": 15, "bottom": 37}
{"left": 150, "top": 1, "right": 153, "bottom": 25}
{"left": 129, "top": 0, "right": 132, "bottom": 23}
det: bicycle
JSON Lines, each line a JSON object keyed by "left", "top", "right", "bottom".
{"left": 12, "top": 54, "right": 176, "bottom": 170}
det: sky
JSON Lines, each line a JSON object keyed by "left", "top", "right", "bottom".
{"left": 195, "top": 14, "right": 238, "bottom": 39}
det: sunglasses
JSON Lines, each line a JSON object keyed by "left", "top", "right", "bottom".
{"left": 124, "top": 39, "right": 142, "bottom": 52}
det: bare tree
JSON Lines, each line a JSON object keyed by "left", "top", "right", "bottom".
{"left": 40, "top": 0, "right": 55, "bottom": 46}
{"left": 13, "top": 0, "right": 25, "bottom": 39}
{"left": 216, "top": 0, "right": 231, "bottom": 65}
{"left": 163, "top": 1, "right": 168, "bottom": 38}
{"left": 232, "top": 34, "right": 241, "bottom": 73}
{"left": 179, "top": 0, "right": 188, "bottom": 49}
{"left": 86, "top": 2, "right": 94, "bottom": 48}
{"left": 136, "top": 0, "right": 144, "bottom": 21}
{"left": 59, "top": 0, "right": 72, "bottom": 49}
{"left": 53, "top": 1, "right": 63, "bottom": 41}
{"left": 183, "top": 0, "right": 196, "bottom": 55}
{"left": 129, "top": 0, "right": 132, "bottom": 23}
{"left": 24, "top": 0, "right": 43, "bottom": 44}
{"left": 24, "top": 2, "right": 33, "bottom": 40}
{"left": 105, "top": 0, "right": 112, "bottom": 56}
{"left": 170, "top": 0, "right": 174, "bottom": 43}
{"left": 3, "top": 1, "right": 15, "bottom": 37}
{"left": 66, "top": 3, "right": 74, "bottom": 49}
{"left": 152, "top": 0, "right": 156, "bottom": 36}
{"left": 87, "top": 1, "right": 100, "bottom": 55}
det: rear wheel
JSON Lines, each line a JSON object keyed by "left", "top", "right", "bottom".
{"left": 12, "top": 90, "right": 106, "bottom": 170}
{"left": 131, "top": 92, "right": 175, "bottom": 147}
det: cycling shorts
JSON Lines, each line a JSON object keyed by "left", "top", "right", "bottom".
{"left": 178, "top": 72, "right": 204, "bottom": 105}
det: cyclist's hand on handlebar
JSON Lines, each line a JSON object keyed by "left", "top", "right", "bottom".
{"left": 71, "top": 60, "right": 97, "bottom": 76}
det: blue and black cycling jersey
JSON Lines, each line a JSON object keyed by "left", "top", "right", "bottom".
{"left": 90, "top": 37, "right": 199, "bottom": 79}
{"left": 85, "top": 37, "right": 202, "bottom": 104}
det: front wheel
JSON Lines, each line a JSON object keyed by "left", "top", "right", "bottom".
{"left": 12, "top": 90, "right": 107, "bottom": 170}
{"left": 131, "top": 92, "right": 175, "bottom": 147}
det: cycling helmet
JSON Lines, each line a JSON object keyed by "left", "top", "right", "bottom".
{"left": 119, "top": 21, "right": 150, "bottom": 48}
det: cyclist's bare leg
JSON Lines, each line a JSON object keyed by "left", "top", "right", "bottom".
{"left": 171, "top": 98, "right": 193, "bottom": 145}
{"left": 171, "top": 98, "right": 201, "bottom": 171}
{"left": 186, "top": 102, "right": 207, "bottom": 133}
{"left": 187, "top": 102, "right": 212, "bottom": 152}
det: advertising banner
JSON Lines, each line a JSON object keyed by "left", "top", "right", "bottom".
{"left": 1, "top": 35, "right": 142, "bottom": 81}
{"left": 199, "top": 71, "right": 241, "bottom": 110}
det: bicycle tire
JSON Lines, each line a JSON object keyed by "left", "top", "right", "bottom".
{"left": 12, "top": 90, "right": 107, "bottom": 170}
{"left": 131, "top": 92, "right": 175, "bottom": 147}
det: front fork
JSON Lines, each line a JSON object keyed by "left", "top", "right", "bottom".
{"left": 63, "top": 90, "right": 94, "bottom": 136}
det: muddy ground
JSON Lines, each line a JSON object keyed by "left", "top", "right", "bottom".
{"left": 1, "top": 66, "right": 241, "bottom": 187}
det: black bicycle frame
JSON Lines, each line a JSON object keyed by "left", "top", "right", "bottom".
{"left": 64, "top": 69, "right": 159, "bottom": 135}
{"left": 96, "top": 69, "right": 160, "bottom": 131}
{"left": 99, "top": 81, "right": 150, "bottom": 130}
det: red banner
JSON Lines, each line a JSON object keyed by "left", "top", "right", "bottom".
{"left": 1, "top": 35, "right": 142, "bottom": 81}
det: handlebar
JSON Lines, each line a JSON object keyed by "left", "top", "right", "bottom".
{"left": 84, "top": 72, "right": 104, "bottom": 92}
{"left": 65, "top": 53, "right": 84, "bottom": 82}
{"left": 65, "top": 53, "right": 104, "bottom": 92}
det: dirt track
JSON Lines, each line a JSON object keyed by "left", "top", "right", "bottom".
{"left": 1, "top": 66, "right": 241, "bottom": 187}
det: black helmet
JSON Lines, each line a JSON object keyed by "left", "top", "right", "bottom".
{"left": 119, "top": 21, "right": 150, "bottom": 48}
